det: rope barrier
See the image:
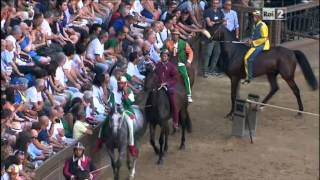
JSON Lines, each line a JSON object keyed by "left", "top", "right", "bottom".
{"left": 246, "top": 99, "right": 319, "bottom": 117}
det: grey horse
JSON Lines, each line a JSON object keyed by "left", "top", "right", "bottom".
{"left": 103, "top": 105, "right": 147, "bottom": 180}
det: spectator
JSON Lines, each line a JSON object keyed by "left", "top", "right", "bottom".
{"left": 27, "top": 129, "right": 47, "bottom": 168}
{"left": 127, "top": 51, "right": 145, "bottom": 81}
{"left": 222, "top": 0, "right": 239, "bottom": 39}
{"left": 25, "top": 79, "right": 45, "bottom": 111}
{"left": 1, "top": 162, "right": 9, "bottom": 180}
{"left": 6, "top": 164, "right": 23, "bottom": 180}
{"left": 86, "top": 30, "right": 112, "bottom": 72}
{"left": 201, "top": 0, "right": 226, "bottom": 78}
{"left": 72, "top": 103, "right": 93, "bottom": 140}
{"left": 38, "top": 115, "right": 66, "bottom": 151}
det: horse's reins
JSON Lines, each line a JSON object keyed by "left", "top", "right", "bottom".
{"left": 208, "top": 23, "right": 248, "bottom": 44}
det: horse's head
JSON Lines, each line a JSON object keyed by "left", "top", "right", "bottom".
{"left": 203, "top": 21, "right": 228, "bottom": 41}
{"left": 110, "top": 111, "right": 124, "bottom": 136}
{"left": 144, "top": 63, "right": 158, "bottom": 92}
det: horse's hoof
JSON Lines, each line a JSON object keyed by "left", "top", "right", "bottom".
{"left": 295, "top": 113, "right": 303, "bottom": 119}
{"left": 179, "top": 144, "right": 186, "bottom": 150}
{"left": 157, "top": 159, "right": 164, "bottom": 165}
{"left": 154, "top": 148, "right": 160, "bottom": 155}
{"left": 224, "top": 113, "right": 233, "bottom": 121}
{"left": 128, "top": 175, "right": 134, "bottom": 180}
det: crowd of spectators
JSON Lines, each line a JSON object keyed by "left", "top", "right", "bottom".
{"left": 0, "top": 0, "right": 246, "bottom": 179}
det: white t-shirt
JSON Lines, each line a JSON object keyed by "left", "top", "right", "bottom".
{"left": 127, "top": 62, "right": 145, "bottom": 80}
{"left": 160, "top": 27, "right": 170, "bottom": 42}
{"left": 47, "top": 120, "right": 64, "bottom": 138}
{"left": 41, "top": 19, "right": 52, "bottom": 44}
{"left": 130, "top": 0, "right": 144, "bottom": 15}
{"left": 55, "top": 66, "right": 67, "bottom": 86}
{"left": 26, "top": 86, "right": 43, "bottom": 108}
{"left": 86, "top": 38, "right": 104, "bottom": 61}
{"left": 92, "top": 85, "right": 106, "bottom": 114}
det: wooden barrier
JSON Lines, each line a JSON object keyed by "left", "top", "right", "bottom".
{"left": 34, "top": 123, "right": 109, "bottom": 180}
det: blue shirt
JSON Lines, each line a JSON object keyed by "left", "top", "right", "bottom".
{"left": 203, "top": 8, "right": 224, "bottom": 23}
{"left": 141, "top": 9, "right": 153, "bottom": 19}
{"left": 27, "top": 143, "right": 43, "bottom": 160}
{"left": 112, "top": 17, "right": 125, "bottom": 31}
{"left": 222, "top": 9, "right": 239, "bottom": 32}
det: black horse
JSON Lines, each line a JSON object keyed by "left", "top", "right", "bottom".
{"left": 205, "top": 23, "right": 318, "bottom": 118}
{"left": 144, "top": 65, "right": 192, "bottom": 165}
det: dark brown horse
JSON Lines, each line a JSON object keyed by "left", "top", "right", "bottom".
{"left": 144, "top": 64, "right": 192, "bottom": 165}
{"left": 205, "top": 23, "right": 318, "bottom": 118}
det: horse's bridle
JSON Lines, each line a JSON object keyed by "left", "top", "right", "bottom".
{"left": 209, "top": 23, "right": 223, "bottom": 41}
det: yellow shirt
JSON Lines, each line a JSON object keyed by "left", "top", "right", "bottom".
{"left": 73, "top": 120, "right": 90, "bottom": 140}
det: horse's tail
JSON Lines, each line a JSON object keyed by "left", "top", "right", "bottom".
{"left": 294, "top": 50, "right": 318, "bottom": 90}
{"left": 185, "top": 111, "right": 192, "bottom": 133}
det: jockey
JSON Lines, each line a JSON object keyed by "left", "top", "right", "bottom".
{"left": 242, "top": 10, "right": 270, "bottom": 84}
{"left": 63, "top": 142, "right": 96, "bottom": 180}
{"left": 117, "top": 76, "right": 138, "bottom": 157}
{"left": 155, "top": 49, "right": 179, "bottom": 129}
{"left": 165, "top": 29, "right": 194, "bottom": 103}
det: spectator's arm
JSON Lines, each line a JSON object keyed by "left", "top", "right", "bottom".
{"left": 63, "top": 68, "right": 81, "bottom": 89}
{"left": 85, "top": 129, "right": 93, "bottom": 135}
{"left": 44, "top": 90, "right": 56, "bottom": 106}
{"left": 234, "top": 12, "right": 240, "bottom": 38}
{"left": 189, "top": 11, "right": 202, "bottom": 28}
{"left": 10, "top": 62, "right": 24, "bottom": 76}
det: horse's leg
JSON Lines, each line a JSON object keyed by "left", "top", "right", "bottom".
{"left": 129, "top": 158, "right": 137, "bottom": 180}
{"left": 116, "top": 145, "right": 126, "bottom": 180}
{"left": 127, "top": 149, "right": 136, "bottom": 180}
{"left": 284, "top": 78, "right": 304, "bottom": 116}
{"left": 163, "top": 120, "right": 169, "bottom": 155}
{"left": 260, "top": 73, "right": 279, "bottom": 109}
{"left": 149, "top": 124, "right": 159, "bottom": 154}
{"left": 107, "top": 147, "right": 117, "bottom": 180}
{"left": 157, "top": 127, "right": 165, "bottom": 165}
{"left": 225, "top": 76, "right": 240, "bottom": 119}
{"left": 179, "top": 111, "right": 186, "bottom": 150}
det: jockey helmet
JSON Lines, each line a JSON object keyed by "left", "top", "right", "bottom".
{"left": 74, "top": 142, "right": 85, "bottom": 150}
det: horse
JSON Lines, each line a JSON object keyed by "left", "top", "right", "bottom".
{"left": 103, "top": 105, "right": 147, "bottom": 180}
{"left": 144, "top": 64, "right": 192, "bottom": 165}
{"left": 204, "top": 22, "right": 318, "bottom": 118}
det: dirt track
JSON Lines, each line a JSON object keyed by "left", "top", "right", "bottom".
{"left": 99, "top": 39, "right": 319, "bottom": 180}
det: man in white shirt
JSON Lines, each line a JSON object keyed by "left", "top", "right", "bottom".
{"left": 145, "top": 32, "right": 161, "bottom": 62}
{"left": 152, "top": 21, "right": 164, "bottom": 49}
{"left": 109, "top": 68, "right": 124, "bottom": 105}
{"left": 26, "top": 79, "right": 45, "bottom": 111}
{"left": 127, "top": 52, "right": 145, "bottom": 81}
{"left": 160, "top": 19, "right": 173, "bottom": 42}
{"left": 86, "top": 31, "right": 112, "bottom": 72}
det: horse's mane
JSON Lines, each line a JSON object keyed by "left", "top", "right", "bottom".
{"left": 217, "top": 26, "right": 250, "bottom": 71}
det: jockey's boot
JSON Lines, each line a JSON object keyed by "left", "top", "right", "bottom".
{"left": 129, "top": 145, "right": 138, "bottom": 157}
{"left": 92, "top": 138, "right": 104, "bottom": 152}
{"left": 241, "top": 79, "right": 251, "bottom": 85}
{"left": 187, "top": 95, "right": 193, "bottom": 103}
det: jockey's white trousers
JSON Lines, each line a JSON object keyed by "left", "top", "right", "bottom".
{"left": 124, "top": 113, "right": 135, "bottom": 146}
